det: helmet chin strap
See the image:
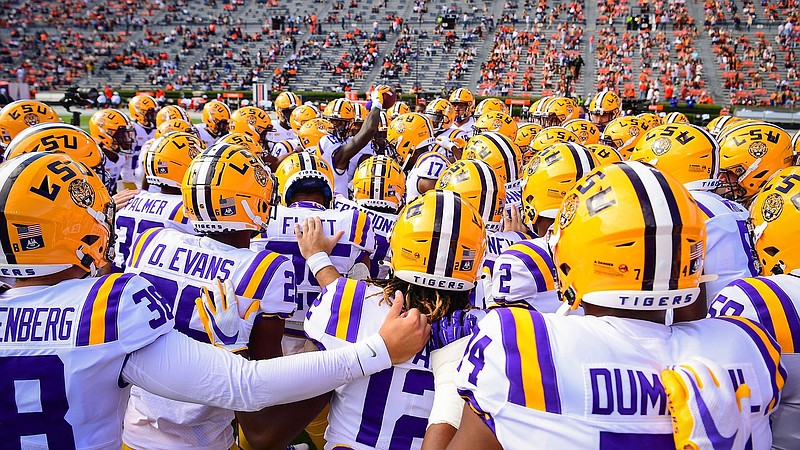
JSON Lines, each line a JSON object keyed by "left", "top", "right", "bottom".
{"left": 241, "top": 199, "right": 265, "bottom": 229}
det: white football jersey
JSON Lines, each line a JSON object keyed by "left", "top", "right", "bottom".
{"left": 489, "top": 238, "right": 569, "bottom": 315}
{"left": 133, "top": 138, "right": 156, "bottom": 190}
{"left": 317, "top": 134, "right": 352, "bottom": 198}
{"left": 504, "top": 179, "right": 523, "bottom": 211}
{"left": 251, "top": 202, "right": 374, "bottom": 332}
{"left": 122, "top": 228, "right": 296, "bottom": 450}
{"left": 456, "top": 309, "right": 783, "bottom": 449}
{"left": 112, "top": 191, "right": 195, "bottom": 272}
{"left": 432, "top": 128, "right": 469, "bottom": 160}
{"left": 264, "top": 121, "right": 296, "bottom": 146}
{"left": 305, "top": 278, "right": 434, "bottom": 450}
{"left": 103, "top": 154, "right": 126, "bottom": 195}
{"left": 691, "top": 190, "right": 760, "bottom": 300}
{"left": 0, "top": 273, "right": 173, "bottom": 449}
{"left": 406, "top": 151, "right": 449, "bottom": 204}
{"left": 334, "top": 196, "right": 397, "bottom": 279}
{"left": 271, "top": 138, "right": 301, "bottom": 158}
{"left": 194, "top": 123, "right": 220, "bottom": 148}
{"left": 708, "top": 274, "right": 800, "bottom": 450}
{"left": 125, "top": 122, "right": 155, "bottom": 188}
{"left": 454, "top": 117, "right": 475, "bottom": 135}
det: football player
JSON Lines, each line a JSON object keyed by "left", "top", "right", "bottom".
{"left": 586, "top": 91, "right": 622, "bottom": 131}
{"left": 631, "top": 123, "right": 761, "bottom": 312}
{"left": 599, "top": 116, "right": 648, "bottom": 159}
{"left": 708, "top": 166, "right": 800, "bottom": 450}
{"left": 533, "top": 97, "right": 580, "bottom": 128}
{"left": 473, "top": 98, "right": 508, "bottom": 120}
{"left": 0, "top": 100, "right": 61, "bottom": 148}
{"left": 564, "top": 118, "right": 601, "bottom": 146}
{"left": 251, "top": 152, "right": 375, "bottom": 355}
{"left": 450, "top": 161, "right": 783, "bottom": 449}
{"left": 386, "top": 112, "right": 448, "bottom": 203}
{"left": 425, "top": 98, "right": 468, "bottom": 161}
{"left": 301, "top": 189, "right": 487, "bottom": 450}
{"left": 229, "top": 106, "right": 277, "bottom": 168}
{"left": 266, "top": 91, "right": 301, "bottom": 144}
{"left": 472, "top": 111, "right": 518, "bottom": 140}
{"left": 335, "top": 155, "right": 406, "bottom": 279}
{"left": 0, "top": 151, "right": 430, "bottom": 449}
{"left": 449, "top": 88, "right": 476, "bottom": 134}
{"left": 111, "top": 132, "right": 203, "bottom": 272}
{"left": 716, "top": 121, "right": 793, "bottom": 206}
{"left": 126, "top": 94, "right": 158, "bottom": 189}
{"left": 89, "top": 109, "right": 137, "bottom": 196}
{"left": 514, "top": 123, "right": 543, "bottom": 165}
{"left": 121, "top": 142, "right": 298, "bottom": 449}
{"left": 195, "top": 99, "right": 232, "bottom": 147}
{"left": 663, "top": 111, "right": 690, "bottom": 124}
{"left": 318, "top": 87, "right": 395, "bottom": 198}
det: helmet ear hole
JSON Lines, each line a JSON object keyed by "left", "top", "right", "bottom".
{"left": 82, "top": 235, "right": 100, "bottom": 245}
{"left": 559, "top": 262, "right": 571, "bottom": 275}
{"left": 763, "top": 246, "right": 779, "bottom": 257}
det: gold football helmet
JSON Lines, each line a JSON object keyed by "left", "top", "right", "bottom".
{"left": 182, "top": 142, "right": 277, "bottom": 233}
{"left": 274, "top": 152, "right": 335, "bottom": 206}
{"left": 636, "top": 113, "right": 662, "bottom": 130}
{"left": 473, "top": 97, "right": 508, "bottom": 118}
{"left": 230, "top": 106, "right": 274, "bottom": 146}
{"left": 473, "top": 111, "right": 518, "bottom": 140}
{"left": 514, "top": 123, "right": 543, "bottom": 163}
{"left": 298, "top": 118, "right": 334, "bottom": 151}
{"left": 521, "top": 142, "right": 598, "bottom": 230}
{"left": 386, "top": 113, "right": 436, "bottom": 169}
{"left": 461, "top": 131, "right": 523, "bottom": 183}
{"left": 717, "top": 122, "right": 792, "bottom": 202}
{"left": 323, "top": 98, "right": 355, "bottom": 139}
{"left": 791, "top": 129, "right": 800, "bottom": 165}
{"left": 4, "top": 123, "right": 103, "bottom": 169}
{"left": 438, "top": 159, "right": 506, "bottom": 231}
{"left": 630, "top": 124, "right": 720, "bottom": 190}
{"left": 749, "top": 166, "right": 800, "bottom": 274}
{"left": 536, "top": 97, "right": 580, "bottom": 127}
{"left": 0, "top": 100, "right": 62, "bottom": 145}
{"left": 352, "top": 155, "right": 406, "bottom": 211}
{"left": 202, "top": 100, "right": 232, "bottom": 137}
{"left": 352, "top": 102, "right": 369, "bottom": 124}
{"left": 290, "top": 104, "right": 320, "bottom": 133}
{"left": 144, "top": 132, "right": 205, "bottom": 188}
{"left": 275, "top": 91, "right": 302, "bottom": 123}
{"left": 218, "top": 132, "right": 264, "bottom": 160}
{"left": 424, "top": 98, "right": 456, "bottom": 131}
{"left": 663, "top": 111, "right": 690, "bottom": 124}
{"left": 706, "top": 115, "right": 742, "bottom": 139}
{"left": 390, "top": 189, "right": 486, "bottom": 291}
{"left": 550, "top": 161, "right": 706, "bottom": 312}
{"left": 155, "top": 119, "right": 197, "bottom": 138}
{"left": 0, "top": 152, "right": 115, "bottom": 277}
{"left": 128, "top": 94, "right": 158, "bottom": 129}
{"left": 586, "top": 91, "right": 622, "bottom": 129}
{"left": 586, "top": 143, "right": 624, "bottom": 165}
{"left": 529, "top": 126, "right": 580, "bottom": 155}
{"left": 387, "top": 101, "right": 411, "bottom": 121}
{"left": 563, "top": 118, "right": 600, "bottom": 145}
{"left": 599, "top": 116, "right": 646, "bottom": 158}
{"left": 156, "top": 105, "right": 190, "bottom": 127}
{"left": 89, "top": 109, "right": 136, "bottom": 154}
{"left": 449, "top": 88, "right": 476, "bottom": 120}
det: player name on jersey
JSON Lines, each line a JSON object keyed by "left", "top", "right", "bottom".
{"left": 0, "top": 306, "right": 75, "bottom": 343}
{"left": 135, "top": 243, "right": 235, "bottom": 281}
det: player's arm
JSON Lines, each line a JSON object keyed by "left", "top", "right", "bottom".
{"left": 236, "top": 391, "right": 332, "bottom": 449}
{"left": 122, "top": 293, "right": 428, "bottom": 411}
{"left": 444, "top": 404, "right": 502, "bottom": 450}
{"left": 333, "top": 107, "right": 381, "bottom": 170}
{"left": 295, "top": 216, "right": 344, "bottom": 287}
{"left": 417, "top": 177, "right": 438, "bottom": 196}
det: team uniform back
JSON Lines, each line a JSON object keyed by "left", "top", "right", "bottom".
{"left": 0, "top": 274, "right": 173, "bottom": 449}
{"left": 482, "top": 230, "right": 528, "bottom": 274}
{"left": 456, "top": 308, "right": 783, "bottom": 450}
{"left": 251, "top": 203, "right": 374, "bottom": 339}
{"left": 709, "top": 274, "right": 800, "bottom": 450}
{"left": 305, "top": 279, "right": 434, "bottom": 450}
{"left": 504, "top": 179, "right": 523, "bottom": 211}
{"left": 112, "top": 191, "right": 194, "bottom": 272}
{"left": 406, "top": 151, "right": 449, "bottom": 204}
{"left": 334, "top": 196, "right": 397, "bottom": 279}
{"left": 489, "top": 238, "right": 566, "bottom": 314}
{"left": 692, "top": 190, "right": 760, "bottom": 300}
{"left": 121, "top": 227, "right": 295, "bottom": 449}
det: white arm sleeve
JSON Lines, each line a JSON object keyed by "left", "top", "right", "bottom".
{"left": 122, "top": 329, "right": 390, "bottom": 411}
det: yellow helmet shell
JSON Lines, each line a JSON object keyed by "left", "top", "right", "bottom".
{"left": 202, "top": 100, "right": 232, "bottom": 136}
{"left": 586, "top": 143, "right": 623, "bottom": 165}
{"left": 230, "top": 106, "right": 273, "bottom": 145}
{"left": 474, "top": 97, "right": 508, "bottom": 118}
{"left": 290, "top": 104, "right": 320, "bottom": 133}
{"left": 749, "top": 166, "right": 800, "bottom": 275}
{"left": 462, "top": 131, "right": 523, "bottom": 183}
{"left": 438, "top": 159, "right": 506, "bottom": 231}
{"left": 298, "top": 118, "right": 334, "bottom": 150}
{"left": 352, "top": 155, "right": 406, "bottom": 211}
{"left": 274, "top": 152, "right": 335, "bottom": 206}
{"left": 0, "top": 100, "right": 62, "bottom": 145}
{"left": 563, "top": 118, "right": 600, "bottom": 145}
{"left": 145, "top": 132, "right": 205, "bottom": 188}
{"left": 424, "top": 98, "right": 456, "bottom": 130}
{"left": 5, "top": 123, "right": 103, "bottom": 169}
{"left": 386, "top": 113, "right": 436, "bottom": 168}
{"left": 600, "top": 116, "right": 647, "bottom": 158}
{"left": 391, "top": 189, "right": 486, "bottom": 291}
{"left": 89, "top": 109, "right": 136, "bottom": 154}
{"left": 529, "top": 126, "right": 580, "bottom": 155}
{"left": 156, "top": 105, "right": 190, "bottom": 128}
{"left": 275, "top": 92, "right": 302, "bottom": 122}
{"left": 473, "top": 111, "right": 518, "bottom": 140}
{"left": 128, "top": 94, "right": 158, "bottom": 129}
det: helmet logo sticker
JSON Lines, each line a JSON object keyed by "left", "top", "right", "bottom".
{"left": 559, "top": 193, "right": 579, "bottom": 229}
{"left": 651, "top": 137, "right": 672, "bottom": 156}
{"left": 749, "top": 141, "right": 768, "bottom": 158}
{"left": 253, "top": 164, "right": 269, "bottom": 186}
{"left": 220, "top": 197, "right": 237, "bottom": 216}
{"left": 14, "top": 224, "right": 45, "bottom": 251}
{"left": 762, "top": 193, "right": 783, "bottom": 222}
{"left": 68, "top": 179, "right": 95, "bottom": 208}
{"left": 23, "top": 113, "right": 40, "bottom": 127}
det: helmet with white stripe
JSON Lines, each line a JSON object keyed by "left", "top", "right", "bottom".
{"left": 390, "top": 189, "right": 486, "bottom": 291}
{"left": 461, "top": 131, "right": 523, "bottom": 183}
{"left": 273, "top": 152, "right": 335, "bottom": 207}
{"left": 438, "top": 159, "right": 506, "bottom": 231}
{"left": 182, "top": 142, "right": 277, "bottom": 234}
{"left": 549, "top": 161, "right": 707, "bottom": 312}
{"left": 352, "top": 155, "right": 406, "bottom": 212}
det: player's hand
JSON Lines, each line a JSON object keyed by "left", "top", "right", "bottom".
{"left": 112, "top": 189, "right": 140, "bottom": 210}
{"left": 370, "top": 84, "right": 396, "bottom": 110}
{"left": 379, "top": 290, "right": 431, "bottom": 364}
{"left": 195, "top": 278, "right": 261, "bottom": 353}
{"left": 502, "top": 204, "right": 528, "bottom": 234}
{"left": 660, "top": 357, "right": 752, "bottom": 450}
{"left": 295, "top": 217, "right": 345, "bottom": 259}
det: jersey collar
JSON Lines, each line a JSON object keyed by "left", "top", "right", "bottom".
{"left": 289, "top": 201, "right": 326, "bottom": 211}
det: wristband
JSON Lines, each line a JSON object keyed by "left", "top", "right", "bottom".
{"left": 307, "top": 251, "right": 333, "bottom": 275}
{"left": 367, "top": 99, "right": 382, "bottom": 111}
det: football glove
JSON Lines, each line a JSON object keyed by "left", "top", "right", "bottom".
{"left": 660, "top": 357, "right": 752, "bottom": 450}
{"left": 370, "top": 85, "right": 394, "bottom": 110}
{"left": 196, "top": 278, "right": 261, "bottom": 353}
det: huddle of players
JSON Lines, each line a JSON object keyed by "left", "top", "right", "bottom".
{"left": 0, "top": 85, "right": 798, "bottom": 450}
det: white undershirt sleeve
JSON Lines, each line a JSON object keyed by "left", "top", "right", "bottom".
{"left": 122, "top": 329, "right": 390, "bottom": 411}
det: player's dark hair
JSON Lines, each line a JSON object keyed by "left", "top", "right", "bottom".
{"left": 370, "top": 276, "right": 471, "bottom": 322}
